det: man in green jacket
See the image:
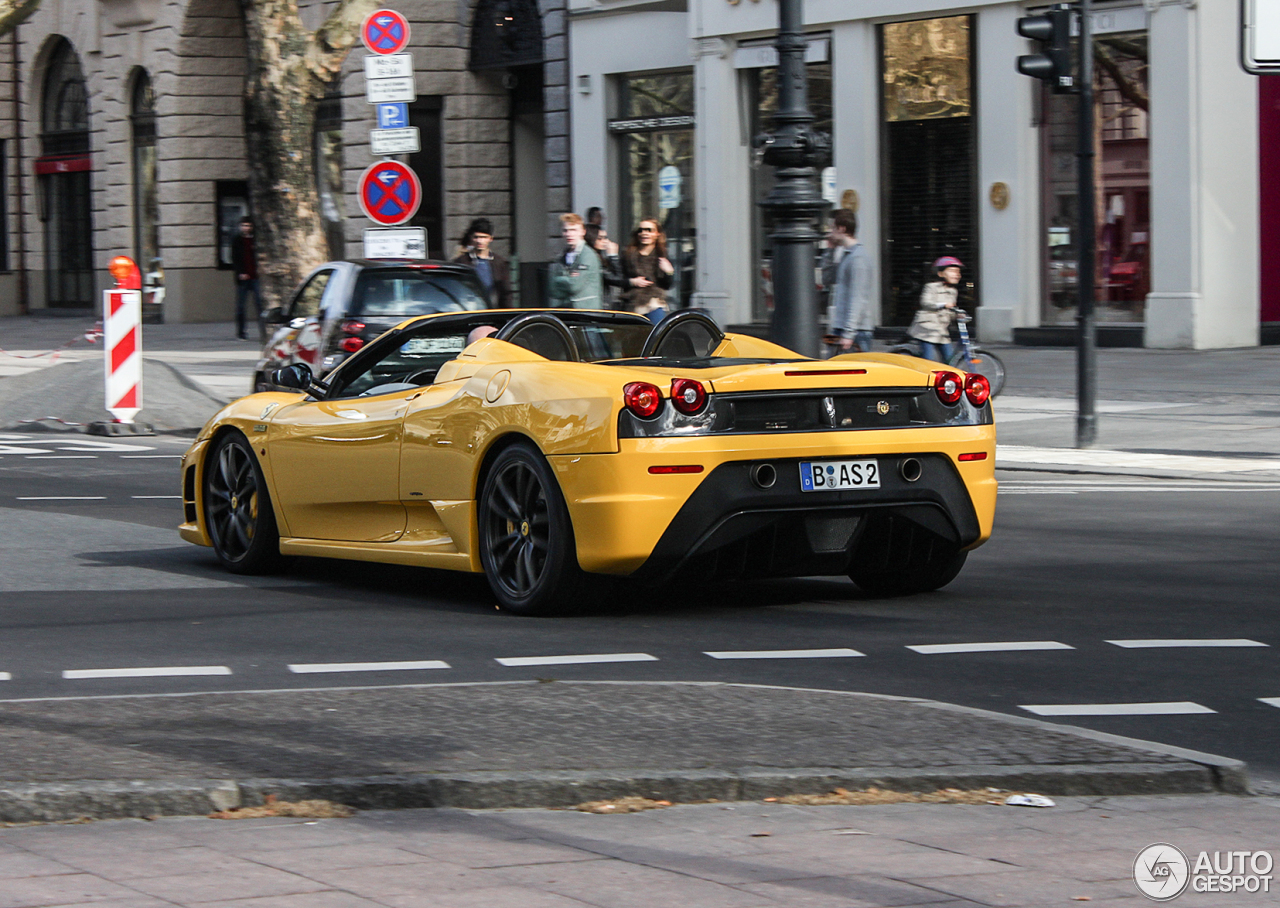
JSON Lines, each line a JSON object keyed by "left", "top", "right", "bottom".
{"left": 548, "top": 212, "right": 604, "bottom": 308}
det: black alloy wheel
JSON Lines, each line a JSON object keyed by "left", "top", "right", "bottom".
{"left": 478, "top": 442, "right": 588, "bottom": 615}
{"left": 204, "top": 431, "right": 281, "bottom": 574}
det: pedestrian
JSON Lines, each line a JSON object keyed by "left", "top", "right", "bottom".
{"left": 547, "top": 212, "right": 604, "bottom": 309}
{"left": 823, "top": 209, "right": 874, "bottom": 355}
{"left": 620, "top": 217, "right": 674, "bottom": 322}
{"left": 907, "top": 256, "right": 963, "bottom": 363}
{"left": 586, "top": 223, "right": 626, "bottom": 308}
{"left": 230, "top": 217, "right": 259, "bottom": 341}
{"left": 452, "top": 217, "right": 511, "bottom": 307}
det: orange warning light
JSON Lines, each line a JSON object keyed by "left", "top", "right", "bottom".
{"left": 109, "top": 256, "right": 142, "bottom": 290}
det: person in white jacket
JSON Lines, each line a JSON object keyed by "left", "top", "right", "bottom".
{"left": 823, "top": 209, "right": 874, "bottom": 354}
{"left": 907, "top": 256, "right": 962, "bottom": 363}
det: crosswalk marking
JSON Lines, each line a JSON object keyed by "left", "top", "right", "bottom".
{"left": 288, "top": 661, "right": 450, "bottom": 674}
{"left": 495, "top": 653, "right": 658, "bottom": 667}
{"left": 1020, "top": 701, "right": 1215, "bottom": 717}
{"left": 63, "top": 666, "right": 232, "bottom": 680}
{"left": 1106, "top": 639, "right": 1268, "bottom": 649}
{"left": 704, "top": 648, "right": 865, "bottom": 660}
{"left": 908, "top": 641, "right": 1074, "bottom": 655}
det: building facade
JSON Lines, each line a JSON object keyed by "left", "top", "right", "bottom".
{"left": 0, "top": 0, "right": 570, "bottom": 322}
{"left": 568, "top": 0, "right": 1263, "bottom": 349}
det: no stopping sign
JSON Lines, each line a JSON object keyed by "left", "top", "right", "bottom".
{"left": 358, "top": 161, "right": 421, "bottom": 226}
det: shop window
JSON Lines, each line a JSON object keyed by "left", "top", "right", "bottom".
{"left": 748, "top": 54, "right": 832, "bottom": 321}
{"left": 39, "top": 38, "right": 93, "bottom": 308}
{"left": 215, "top": 180, "right": 250, "bottom": 269}
{"left": 131, "top": 70, "right": 159, "bottom": 275}
{"left": 315, "top": 87, "right": 345, "bottom": 261}
{"left": 1040, "top": 30, "right": 1150, "bottom": 324}
{"left": 879, "top": 16, "right": 975, "bottom": 327}
{"left": 609, "top": 71, "right": 697, "bottom": 308}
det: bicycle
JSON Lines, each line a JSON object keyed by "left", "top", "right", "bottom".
{"left": 888, "top": 311, "right": 1006, "bottom": 397}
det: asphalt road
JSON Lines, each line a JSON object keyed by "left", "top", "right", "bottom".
{"left": 2, "top": 431, "right": 1278, "bottom": 782}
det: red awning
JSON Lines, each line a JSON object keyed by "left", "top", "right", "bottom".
{"left": 34, "top": 154, "right": 90, "bottom": 175}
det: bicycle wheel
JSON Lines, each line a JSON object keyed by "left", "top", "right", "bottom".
{"left": 950, "top": 347, "right": 1006, "bottom": 397}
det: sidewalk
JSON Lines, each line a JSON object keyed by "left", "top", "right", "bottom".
{"left": 1, "top": 792, "right": 1276, "bottom": 906}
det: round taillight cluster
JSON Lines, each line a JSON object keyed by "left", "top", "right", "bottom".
{"left": 670, "top": 378, "right": 707, "bottom": 415}
{"left": 964, "top": 373, "right": 991, "bottom": 407}
{"left": 624, "top": 381, "right": 663, "bottom": 419}
{"left": 933, "top": 370, "right": 964, "bottom": 406}
{"left": 340, "top": 337, "right": 365, "bottom": 354}
{"left": 340, "top": 319, "right": 366, "bottom": 335}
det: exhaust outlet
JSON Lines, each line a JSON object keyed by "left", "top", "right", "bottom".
{"left": 899, "top": 457, "right": 923, "bottom": 482}
{"left": 750, "top": 463, "right": 777, "bottom": 489}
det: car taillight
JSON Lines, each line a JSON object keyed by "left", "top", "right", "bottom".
{"left": 964, "top": 373, "right": 991, "bottom": 407}
{"left": 670, "top": 378, "right": 707, "bottom": 415}
{"left": 340, "top": 337, "right": 365, "bottom": 353}
{"left": 932, "top": 370, "right": 964, "bottom": 406}
{"left": 624, "top": 382, "right": 663, "bottom": 419}
{"left": 340, "top": 319, "right": 365, "bottom": 335}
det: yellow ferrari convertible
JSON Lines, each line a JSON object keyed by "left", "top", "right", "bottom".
{"left": 180, "top": 309, "right": 996, "bottom": 614}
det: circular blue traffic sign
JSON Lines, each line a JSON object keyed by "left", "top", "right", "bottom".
{"left": 362, "top": 9, "right": 411, "bottom": 55}
{"left": 358, "top": 161, "right": 421, "bottom": 226}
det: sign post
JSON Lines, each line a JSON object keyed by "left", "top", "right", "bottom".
{"left": 88, "top": 256, "right": 153, "bottom": 437}
{"left": 360, "top": 8, "right": 424, "bottom": 258}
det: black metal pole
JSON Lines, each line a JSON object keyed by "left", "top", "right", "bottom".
{"left": 759, "top": 0, "right": 830, "bottom": 358}
{"left": 1076, "top": 0, "right": 1097, "bottom": 447}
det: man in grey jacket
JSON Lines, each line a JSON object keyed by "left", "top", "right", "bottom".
{"left": 548, "top": 213, "right": 604, "bottom": 309}
{"left": 824, "top": 209, "right": 874, "bottom": 354}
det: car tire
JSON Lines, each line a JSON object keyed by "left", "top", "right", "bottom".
{"left": 478, "top": 441, "right": 593, "bottom": 615}
{"left": 203, "top": 431, "right": 282, "bottom": 575}
{"left": 847, "top": 515, "right": 968, "bottom": 597}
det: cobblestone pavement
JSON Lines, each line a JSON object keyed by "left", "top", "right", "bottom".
{"left": 1, "top": 793, "right": 1278, "bottom": 907}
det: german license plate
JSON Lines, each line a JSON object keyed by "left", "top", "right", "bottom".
{"left": 799, "top": 459, "right": 880, "bottom": 492}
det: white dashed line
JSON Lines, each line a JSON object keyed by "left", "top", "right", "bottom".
{"left": 131, "top": 495, "right": 182, "bottom": 500}
{"left": 1260, "top": 698, "right": 1280, "bottom": 709}
{"left": 120, "top": 455, "right": 183, "bottom": 459}
{"left": 907, "top": 641, "right": 1075, "bottom": 655}
{"left": 63, "top": 666, "right": 233, "bottom": 680}
{"left": 1020, "top": 701, "right": 1216, "bottom": 716}
{"left": 704, "top": 648, "right": 865, "bottom": 660}
{"left": 288, "top": 661, "right": 450, "bottom": 674}
{"left": 25, "top": 455, "right": 97, "bottom": 460}
{"left": 16, "top": 496, "right": 106, "bottom": 501}
{"left": 0, "top": 673, "right": 10, "bottom": 681}
{"left": 1106, "top": 639, "right": 1268, "bottom": 649}
{"left": 495, "top": 653, "right": 658, "bottom": 667}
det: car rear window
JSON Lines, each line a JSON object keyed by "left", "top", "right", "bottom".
{"left": 352, "top": 270, "right": 487, "bottom": 317}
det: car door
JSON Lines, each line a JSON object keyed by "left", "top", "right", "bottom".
{"left": 286, "top": 268, "right": 335, "bottom": 369}
{"left": 267, "top": 387, "right": 412, "bottom": 543}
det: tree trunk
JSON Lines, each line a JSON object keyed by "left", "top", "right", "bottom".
{"left": 0, "top": 0, "right": 39, "bottom": 35}
{"left": 239, "top": 0, "right": 377, "bottom": 309}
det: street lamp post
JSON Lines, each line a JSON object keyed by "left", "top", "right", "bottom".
{"left": 758, "top": 0, "right": 830, "bottom": 359}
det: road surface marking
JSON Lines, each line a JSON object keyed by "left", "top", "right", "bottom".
{"left": 0, "top": 673, "right": 9, "bottom": 681}
{"left": 907, "top": 641, "right": 1074, "bottom": 655}
{"left": 16, "top": 496, "right": 106, "bottom": 501}
{"left": 25, "top": 455, "right": 97, "bottom": 460}
{"left": 1020, "top": 701, "right": 1215, "bottom": 716}
{"left": 288, "top": 661, "right": 450, "bottom": 674}
{"left": 1106, "top": 639, "right": 1268, "bottom": 649}
{"left": 63, "top": 666, "right": 233, "bottom": 680}
{"left": 120, "top": 455, "right": 183, "bottom": 459}
{"left": 704, "top": 648, "right": 865, "bottom": 659}
{"left": 131, "top": 495, "right": 182, "bottom": 500}
{"left": 1260, "top": 698, "right": 1280, "bottom": 708}
{"left": 496, "top": 653, "right": 658, "bottom": 667}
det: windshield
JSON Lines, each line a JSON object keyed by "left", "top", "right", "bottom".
{"left": 351, "top": 269, "right": 486, "bottom": 317}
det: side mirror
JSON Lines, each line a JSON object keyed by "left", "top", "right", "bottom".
{"left": 263, "top": 307, "right": 286, "bottom": 326}
{"left": 268, "top": 363, "right": 327, "bottom": 397}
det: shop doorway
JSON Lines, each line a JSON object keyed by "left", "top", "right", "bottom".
{"left": 39, "top": 39, "right": 94, "bottom": 309}
{"left": 878, "top": 16, "right": 976, "bottom": 327}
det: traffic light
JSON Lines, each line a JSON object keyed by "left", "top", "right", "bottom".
{"left": 1016, "top": 5, "right": 1076, "bottom": 93}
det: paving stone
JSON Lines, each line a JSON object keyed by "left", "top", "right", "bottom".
{"left": 123, "top": 865, "right": 331, "bottom": 904}
{"left": 0, "top": 873, "right": 145, "bottom": 908}
{"left": 736, "top": 874, "right": 970, "bottom": 907}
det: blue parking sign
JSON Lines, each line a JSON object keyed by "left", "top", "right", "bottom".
{"left": 377, "top": 102, "right": 408, "bottom": 129}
